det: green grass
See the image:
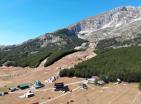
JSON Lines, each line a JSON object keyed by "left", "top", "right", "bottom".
{"left": 0, "top": 87, "right": 8, "bottom": 92}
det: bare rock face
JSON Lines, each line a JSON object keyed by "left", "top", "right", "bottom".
{"left": 68, "top": 6, "right": 141, "bottom": 33}
{"left": 38, "top": 33, "right": 64, "bottom": 47}
{"left": 67, "top": 6, "right": 141, "bottom": 48}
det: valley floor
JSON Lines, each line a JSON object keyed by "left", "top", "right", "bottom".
{"left": 0, "top": 78, "right": 140, "bottom": 104}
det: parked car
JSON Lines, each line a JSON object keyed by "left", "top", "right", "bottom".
{"left": 0, "top": 92, "right": 8, "bottom": 96}
{"left": 9, "top": 87, "right": 18, "bottom": 92}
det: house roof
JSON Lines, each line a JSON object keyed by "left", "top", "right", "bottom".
{"left": 18, "top": 83, "right": 29, "bottom": 88}
{"left": 35, "top": 80, "right": 42, "bottom": 85}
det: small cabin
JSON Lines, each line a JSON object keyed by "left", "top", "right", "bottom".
{"left": 34, "top": 80, "right": 44, "bottom": 89}
{"left": 54, "top": 83, "right": 64, "bottom": 90}
{"left": 96, "top": 80, "right": 105, "bottom": 86}
{"left": 46, "top": 76, "right": 56, "bottom": 83}
{"left": 54, "top": 83, "right": 69, "bottom": 92}
{"left": 25, "top": 90, "right": 34, "bottom": 98}
{"left": 88, "top": 76, "right": 100, "bottom": 84}
{"left": 79, "top": 83, "right": 88, "bottom": 89}
{"left": 19, "top": 90, "right": 34, "bottom": 99}
{"left": 117, "top": 78, "right": 122, "bottom": 84}
{"left": 17, "top": 83, "right": 29, "bottom": 90}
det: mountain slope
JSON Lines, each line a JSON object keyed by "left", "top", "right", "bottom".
{"left": 67, "top": 6, "right": 141, "bottom": 49}
{"left": 68, "top": 6, "right": 141, "bottom": 33}
{"left": 60, "top": 46, "right": 141, "bottom": 82}
{"left": 1, "top": 6, "right": 141, "bottom": 67}
{"left": 0, "top": 29, "right": 86, "bottom": 67}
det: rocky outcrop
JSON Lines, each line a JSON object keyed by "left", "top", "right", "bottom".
{"left": 67, "top": 6, "right": 141, "bottom": 49}
{"left": 68, "top": 6, "right": 141, "bottom": 33}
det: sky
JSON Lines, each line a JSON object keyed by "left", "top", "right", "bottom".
{"left": 0, "top": 0, "right": 141, "bottom": 45}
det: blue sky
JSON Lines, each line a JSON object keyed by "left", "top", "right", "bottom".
{"left": 0, "top": 0, "right": 141, "bottom": 45}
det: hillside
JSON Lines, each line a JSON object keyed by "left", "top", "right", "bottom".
{"left": 1, "top": 4, "right": 141, "bottom": 104}
{"left": 1, "top": 6, "right": 141, "bottom": 67}
{"left": 0, "top": 48, "right": 140, "bottom": 104}
{"left": 60, "top": 46, "right": 141, "bottom": 82}
{"left": 0, "top": 29, "right": 86, "bottom": 67}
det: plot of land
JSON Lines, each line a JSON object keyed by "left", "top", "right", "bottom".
{"left": 0, "top": 49, "right": 140, "bottom": 104}
{"left": 0, "top": 80, "right": 140, "bottom": 104}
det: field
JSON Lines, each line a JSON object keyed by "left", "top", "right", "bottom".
{"left": 0, "top": 73, "right": 141, "bottom": 104}
{"left": 0, "top": 48, "right": 140, "bottom": 104}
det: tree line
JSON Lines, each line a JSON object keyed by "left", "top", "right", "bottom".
{"left": 60, "top": 46, "right": 141, "bottom": 82}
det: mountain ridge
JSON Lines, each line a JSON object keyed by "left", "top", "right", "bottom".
{"left": 66, "top": 6, "right": 141, "bottom": 49}
{"left": 68, "top": 6, "right": 141, "bottom": 33}
{"left": 1, "top": 6, "right": 141, "bottom": 67}
{"left": 2, "top": 6, "right": 141, "bottom": 48}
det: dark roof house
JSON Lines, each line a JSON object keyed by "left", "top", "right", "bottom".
{"left": 54, "top": 83, "right": 69, "bottom": 92}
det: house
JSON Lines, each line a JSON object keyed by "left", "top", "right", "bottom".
{"left": 33, "top": 80, "right": 44, "bottom": 89}
{"left": 79, "top": 83, "right": 88, "bottom": 89}
{"left": 87, "top": 76, "right": 100, "bottom": 84}
{"left": 114, "top": 78, "right": 122, "bottom": 85}
{"left": 17, "top": 83, "right": 29, "bottom": 90}
{"left": 117, "top": 78, "right": 122, "bottom": 84}
{"left": 54, "top": 83, "right": 69, "bottom": 92}
{"left": 19, "top": 90, "right": 34, "bottom": 99}
{"left": 46, "top": 76, "right": 56, "bottom": 83}
{"left": 54, "top": 83, "right": 64, "bottom": 91}
{"left": 96, "top": 80, "right": 105, "bottom": 86}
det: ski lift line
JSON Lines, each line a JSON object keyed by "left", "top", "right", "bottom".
{"left": 40, "top": 87, "right": 80, "bottom": 104}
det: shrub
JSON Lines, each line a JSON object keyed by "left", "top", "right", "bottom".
{"left": 60, "top": 69, "right": 75, "bottom": 77}
{"left": 3, "top": 61, "right": 17, "bottom": 67}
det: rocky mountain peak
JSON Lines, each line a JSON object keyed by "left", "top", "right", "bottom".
{"left": 66, "top": 6, "right": 141, "bottom": 49}
{"left": 68, "top": 6, "right": 141, "bottom": 34}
